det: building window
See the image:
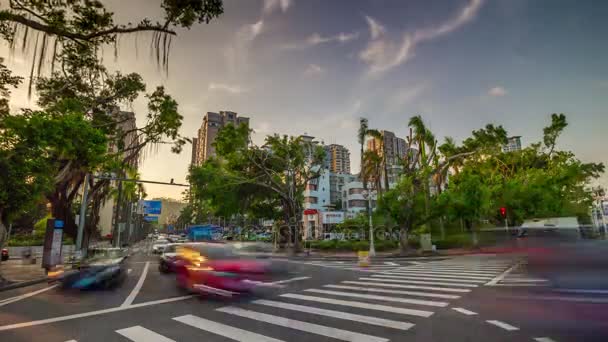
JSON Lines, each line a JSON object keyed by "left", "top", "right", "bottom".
{"left": 304, "top": 197, "right": 318, "bottom": 204}
{"left": 349, "top": 188, "right": 363, "bottom": 195}
{"left": 306, "top": 184, "right": 318, "bottom": 191}
{"left": 348, "top": 200, "right": 366, "bottom": 208}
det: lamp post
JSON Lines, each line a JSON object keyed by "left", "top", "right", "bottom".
{"left": 362, "top": 189, "right": 376, "bottom": 256}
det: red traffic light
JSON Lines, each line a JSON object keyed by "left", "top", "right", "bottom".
{"left": 500, "top": 207, "right": 506, "bottom": 217}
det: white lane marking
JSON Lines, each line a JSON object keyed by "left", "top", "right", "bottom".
{"left": 271, "top": 276, "right": 311, "bottom": 285}
{"left": 253, "top": 299, "right": 414, "bottom": 331}
{"left": 324, "top": 284, "right": 461, "bottom": 299}
{"left": 121, "top": 261, "right": 149, "bottom": 307}
{"left": 174, "top": 314, "right": 282, "bottom": 342}
{"left": 501, "top": 295, "right": 608, "bottom": 304}
{"left": 0, "top": 295, "right": 195, "bottom": 332}
{"left": 116, "top": 326, "right": 176, "bottom": 342}
{"left": 304, "top": 289, "right": 448, "bottom": 307}
{"left": 534, "top": 338, "right": 557, "bottom": 342}
{"left": 343, "top": 280, "right": 471, "bottom": 293}
{"left": 281, "top": 293, "right": 434, "bottom": 317}
{"left": 486, "top": 320, "right": 519, "bottom": 331}
{"left": 384, "top": 262, "right": 399, "bottom": 266}
{"left": 378, "top": 272, "right": 491, "bottom": 281}
{"left": 452, "top": 307, "right": 477, "bottom": 315}
{"left": 364, "top": 276, "right": 478, "bottom": 287}
{"left": 64, "top": 340, "right": 78, "bottom": 342}
{"left": 127, "top": 269, "right": 132, "bottom": 274}
{"left": 0, "top": 285, "right": 58, "bottom": 308}
{"left": 486, "top": 263, "right": 519, "bottom": 286}
{"left": 217, "top": 306, "right": 388, "bottom": 342}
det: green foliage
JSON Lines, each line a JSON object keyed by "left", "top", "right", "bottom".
{"left": 307, "top": 239, "right": 399, "bottom": 252}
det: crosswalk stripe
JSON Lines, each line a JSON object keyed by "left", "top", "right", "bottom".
{"left": 323, "top": 284, "right": 461, "bottom": 299}
{"left": 382, "top": 271, "right": 494, "bottom": 278}
{"left": 116, "top": 326, "right": 176, "bottom": 342}
{"left": 342, "top": 281, "right": 471, "bottom": 293}
{"left": 304, "top": 289, "right": 448, "bottom": 307}
{"left": 403, "top": 266, "right": 506, "bottom": 272}
{"left": 253, "top": 299, "right": 414, "bottom": 331}
{"left": 359, "top": 277, "right": 478, "bottom": 288}
{"left": 280, "top": 293, "right": 434, "bottom": 317}
{"left": 371, "top": 274, "right": 486, "bottom": 284}
{"left": 173, "top": 315, "right": 283, "bottom": 342}
{"left": 217, "top": 306, "right": 388, "bottom": 342}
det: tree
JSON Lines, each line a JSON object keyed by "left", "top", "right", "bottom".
{"left": 365, "top": 129, "right": 390, "bottom": 191}
{"left": 189, "top": 123, "right": 325, "bottom": 251}
{"left": 0, "top": 1, "right": 226, "bottom": 247}
{"left": 358, "top": 118, "right": 369, "bottom": 189}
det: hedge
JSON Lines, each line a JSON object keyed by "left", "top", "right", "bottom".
{"left": 307, "top": 239, "right": 400, "bottom": 252}
{"left": 8, "top": 234, "right": 74, "bottom": 247}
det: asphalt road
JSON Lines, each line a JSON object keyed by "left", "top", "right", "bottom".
{"left": 1, "top": 248, "right": 607, "bottom": 342}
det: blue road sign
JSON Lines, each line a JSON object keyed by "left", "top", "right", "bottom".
{"left": 143, "top": 200, "right": 162, "bottom": 215}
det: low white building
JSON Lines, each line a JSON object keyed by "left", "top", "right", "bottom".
{"left": 303, "top": 169, "right": 331, "bottom": 211}
{"left": 342, "top": 181, "right": 377, "bottom": 217}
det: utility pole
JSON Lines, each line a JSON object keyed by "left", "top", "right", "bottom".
{"left": 113, "top": 179, "right": 123, "bottom": 248}
{"left": 76, "top": 173, "right": 89, "bottom": 256}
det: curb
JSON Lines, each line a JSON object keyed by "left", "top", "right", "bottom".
{"left": 0, "top": 277, "right": 49, "bottom": 292}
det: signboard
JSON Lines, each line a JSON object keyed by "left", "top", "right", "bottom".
{"left": 143, "top": 200, "right": 162, "bottom": 215}
{"left": 187, "top": 225, "right": 222, "bottom": 241}
{"left": 144, "top": 215, "right": 159, "bottom": 222}
{"left": 42, "top": 218, "right": 64, "bottom": 269}
{"left": 322, "top": 211, "right": 345, "bottom": 224}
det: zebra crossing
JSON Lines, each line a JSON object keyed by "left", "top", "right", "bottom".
{"left": 90, "top": 257, "right": 517, "bottom": 341}
{"left": 486, "top": 261, "right": 550, "bottom": 287}
{"left": 294, "top": 260, "right": 411, "bottom": 272}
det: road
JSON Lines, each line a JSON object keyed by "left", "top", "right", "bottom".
{"left": 0, "top": 248, "right": 606, "bottom": 342}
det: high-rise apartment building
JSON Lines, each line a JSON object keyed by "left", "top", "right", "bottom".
{"left": 366, "top": 130, "right": 409, "bottom": 184}
{"left": 324, "top": 144, "right": 351, "bottom": 174}
{"left": 192, "top": 111, "right": 249, "bottom": 166}
{"left": 503, "top": 136, "right": 522, "bottom": 153}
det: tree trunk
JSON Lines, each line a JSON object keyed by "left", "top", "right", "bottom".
{"left": 0, "top": 209, "right": 7, "bottom": 252}
{"left": 399, "top": 225, "right": 410, "bottom": 254}
{"left": 49, "top": 190, "right": 78, "bottom": 239}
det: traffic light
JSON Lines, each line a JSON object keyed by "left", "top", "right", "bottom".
{"left": 500, "top": 207, "right": 506, "bottom": 217}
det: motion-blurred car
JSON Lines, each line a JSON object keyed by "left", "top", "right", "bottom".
{"left": 1, "top": 248, "right": 8, "bottom": 261}
{"left": 50, "top": 248, "right": 128, "bottom": 290}
{"left": 172, "top": 243, "right": 287, "bottom": 297}
{"left": 152, "top": 238, "right": 169, "bottom": 254}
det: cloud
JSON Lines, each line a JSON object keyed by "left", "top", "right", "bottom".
{"left": 387, "top": 83, "right": 430, "bottom": 111}
{"left": 282, "top": 31, "right": 359, "bottom": 50}
{"left": 263, "top": 0, "right": 292, "bottom": 15}
{"left": 208, "top": 83, "right": 248, "bottom": 94}
{"left": 364, "top": 16, "right": 386, "bottom": 40}
{"left": 303, "top": 64, "right": 324, "bottom": 76}
{"left": 488, "top": 86, "right": 507, "bottom": 97}
{"left": 360, "top": 0, "right": 484, "bottom": 74}
{"left": 238, "top": 20, "right": 264, "bottom": 41}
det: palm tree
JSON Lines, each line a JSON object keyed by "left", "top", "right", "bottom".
{"left": 366, "top": 129, "right": 390, "bottom": 191}
{"left": 358, "top": 118, "right": 369, "bottom": 189}
{"left": 362, "top": 150, "right": 383, "bottom": 194}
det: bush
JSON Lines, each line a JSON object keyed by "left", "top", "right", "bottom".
{"left": 432, "top": 234, "right": 474, "bottom": 249}
{"left": 8, "top": 233, "right": 75, "bottom": 247}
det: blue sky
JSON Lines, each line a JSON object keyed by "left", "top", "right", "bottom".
{"left": 3, "top": 0, "right": 607, "bottom": 199}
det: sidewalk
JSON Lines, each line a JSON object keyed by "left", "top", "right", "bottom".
{"left": 259, "top": 247, "right": 487, "bottom": 259}
{"left": 0, "top": 258, "right": 47, "bottom": 289}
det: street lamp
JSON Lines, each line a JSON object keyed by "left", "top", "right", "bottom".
{"left": 361, "top": 189, "right": 376, "bottom": 256}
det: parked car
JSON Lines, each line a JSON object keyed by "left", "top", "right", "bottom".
{"left": 158, "top": 243, "right": 183, "bottom": 273}
{"left": 172, "top": 243, "right": 287, "bottom": 297}
{"left": 1, "top": 248, "right": 8, "bottom": 261}
{"left": 152, "top": 239, "right": 170, "bottom": 254}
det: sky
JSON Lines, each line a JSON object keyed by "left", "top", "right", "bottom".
{"left": 3, "top": 0, "right": 608, "bottom": 200}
